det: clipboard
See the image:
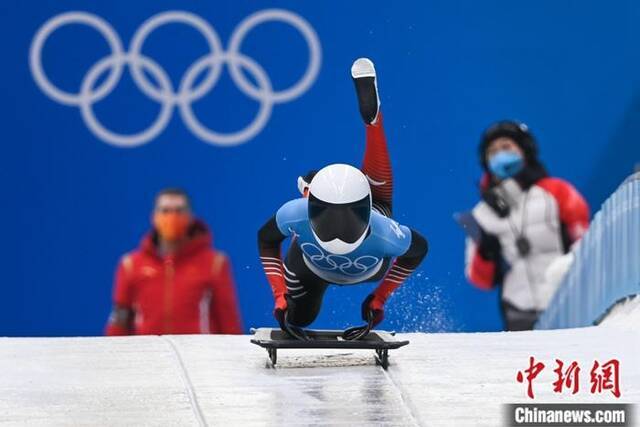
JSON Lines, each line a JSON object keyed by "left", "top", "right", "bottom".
{"left": 453, "top": 211, "right": 482, "bottom": 243}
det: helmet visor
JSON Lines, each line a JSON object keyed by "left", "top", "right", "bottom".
{"left": 308, "top": 193, "right": 371, "bottom": 243}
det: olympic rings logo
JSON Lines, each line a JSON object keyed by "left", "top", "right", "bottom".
{"left": 301, "top": 242, "right": 381, "bottom": 276}
{"left": 29, "top": 10, "right": 322, "bottom": 148}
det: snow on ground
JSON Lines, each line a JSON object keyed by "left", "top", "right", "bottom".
{"left": 600, "top": 296, "right": 640, "bottom": 329}
{"left": 0, "top": 315, "right": 638, "bottom": 426}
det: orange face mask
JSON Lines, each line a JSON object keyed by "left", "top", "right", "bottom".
{"left": 153, "top": 212, "right": 191, "bottom": 242}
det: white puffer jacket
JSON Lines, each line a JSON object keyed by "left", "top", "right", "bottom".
{"left": 465, "top": 176, "right": 589, "bottom": 311}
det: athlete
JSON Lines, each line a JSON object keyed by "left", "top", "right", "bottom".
{"left": 257, "top": 58, "right": 428, "bottom": 340}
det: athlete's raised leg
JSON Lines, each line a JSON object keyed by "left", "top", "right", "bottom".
{"left": 352, "top": 58, "right": 393, "bottom": 216}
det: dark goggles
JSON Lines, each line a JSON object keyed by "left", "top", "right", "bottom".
{"left": 308, "top": 193, "right": 371, "bottom": 243}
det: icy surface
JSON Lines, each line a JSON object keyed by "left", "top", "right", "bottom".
{"left": 0, "top": 323, "right": 638, "bottom": 426}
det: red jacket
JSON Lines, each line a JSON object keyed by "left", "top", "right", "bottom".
{"left": 105, "top": 220, "right": 243, "bottom": 335}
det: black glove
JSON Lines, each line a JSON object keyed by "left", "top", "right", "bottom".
{"left": 275, "top": 296, "right": 309, "bottom": 341}
{"left": 482, "top": 188, "right": 510, "bottom": 218}
{"left": 477, "top": 229, "right": 502, "bottom": 261}
{"left": 342, "top": 294, "right": 380, "bottom": 341}
{"left": 361, "top": 294, "right": 384, "bottom": 326}
{"left": 274, "top": 306, "right": 287, "bottom": 331}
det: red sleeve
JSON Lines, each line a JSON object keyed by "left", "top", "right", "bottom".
{"left": 372, "top": 262, "right": 411, "bottom": 304}
{"left": 537, "top": 177, "right": 590, "bottom": 242}
{"left": 105, "top": 255, "right": 135, "bottom": 336}
{"left": 468, "top": 249, "right": 497, "bottom": 290}
{"left": 209, "top": 253, "right": 243, "bottom": 334}
{"left": 257, "top": 217, "right": 287, "bottom": 303}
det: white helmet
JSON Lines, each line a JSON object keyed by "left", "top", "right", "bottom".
{"left": 308, "top": 164, "right": 372, "bottom": 255}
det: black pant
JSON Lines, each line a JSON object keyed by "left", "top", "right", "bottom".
{"left": 282, "top": 242, "right": 329, "bottom": 327}
{"left": 501, "top": 300, "right": 540, "bottom": 331}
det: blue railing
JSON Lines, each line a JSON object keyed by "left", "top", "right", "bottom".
{"left": 536, "top": 172, "right": 640, "bottom": 329}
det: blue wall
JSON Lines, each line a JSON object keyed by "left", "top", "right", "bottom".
{"left": 537, "top": 173, "right": 640, "bottom": 329}
{"left": 1, "top": 0, "right": 639, "bottom": 336}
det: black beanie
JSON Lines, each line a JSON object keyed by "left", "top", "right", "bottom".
{"left": 478, "top": 120, "right": 539, "bottom": 171}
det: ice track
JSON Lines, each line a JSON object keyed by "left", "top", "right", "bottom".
{"left": 1, "top": 314, "right": 638, "bottom": 426}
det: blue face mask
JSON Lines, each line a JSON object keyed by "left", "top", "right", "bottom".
{"left": 488, "top": 150, "right": 524, "bottom": 179}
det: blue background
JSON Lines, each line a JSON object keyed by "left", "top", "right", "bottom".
{"left": 1, "top": 0, "right": 638, "bottom": 336}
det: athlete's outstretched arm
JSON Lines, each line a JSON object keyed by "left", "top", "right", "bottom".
{"left": 257, "top": 216, "right": 288, "bottom": 315}
{"left": 363, "top": 229, "right": 429, "bottom": 325}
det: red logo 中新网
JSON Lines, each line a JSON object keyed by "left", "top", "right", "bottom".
{"left": 516, "top": 357, "right": 621, "bottom": 399}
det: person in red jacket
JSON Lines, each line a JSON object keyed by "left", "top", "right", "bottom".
{"left": 106, "top": 188, "right": 243, "bottom": 335}
{"left": 461, "top": 121, "right": 590, "bottom": 331}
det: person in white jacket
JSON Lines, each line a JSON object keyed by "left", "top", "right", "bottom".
{"left": 463, "top": 121, "right": 590, "bottom": 331}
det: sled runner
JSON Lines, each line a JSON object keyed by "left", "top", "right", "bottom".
{"left": 250, "top": 328, "right": 409, "bottom": 370}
